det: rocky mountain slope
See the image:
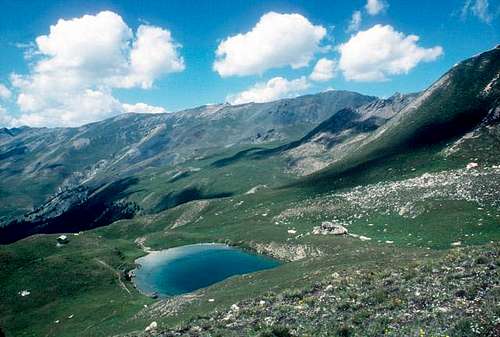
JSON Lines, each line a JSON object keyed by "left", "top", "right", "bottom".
{"left": 1, "top": 47, "right": 499, "bottom": 244}
{"left": 0, "top": 91, "right": 373, "bottom": 224}
{"left": 283, "top": 92, "right": 419, "bottom": 175}
{"left": 0, "top": 87, "right": 412, "bottom": 244}
{"left": 304, "top": 45, "right": 500, "bottom": 187}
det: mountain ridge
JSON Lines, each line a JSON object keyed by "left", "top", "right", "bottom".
{"left": 298, "top": 44, "right": 500, "bottom": 186}
{"left": 0, "top": 46, "right": 498, "bottom": 243}
{"left": 0, "top": 90, "right": 376, "bottom": 238}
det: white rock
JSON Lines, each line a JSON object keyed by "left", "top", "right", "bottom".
{"left": 359, "top": 236, "right": 372, "bottom": 241}
{"left": 230, "top": 304, "right": 240, "bottom": 312}
{"left": 222, "top": 313, "right": 233, "bottom": 321}
{"left": 466, "top": 162, "right": 479, "bottom": 170}
{"left": 385, "top": 240, "right": 394, "bottom": 244}
{"left": 57, "top": 235, "right": 69, "bottom": 244}
{"left": 287, "top": 229, "right": 297, "bottom": 234}
{"left": 332, "top": 225, "right": 348, "bottom": 235}
{"left": 208, "top": 298, "right": 215, "bottom": 302}
{"left": 19, "top": 290, "right": 30, "bottom": 297}
{"left": 259, "top": 300, "right": 266, "bottom": 306}
{"left": 312, "top": 222, "right": 348, "bottom": 235}
{"left": 145, "top": 321, "right": 158, "bottom": 332}
{"left": 451, "top": 241, "right": 462, "bottom": 247}
{"left": 325, "top": 284, "right": 334, "bottom": 291}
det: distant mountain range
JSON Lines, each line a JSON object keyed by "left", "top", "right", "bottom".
{"left": 0, "top": 45, "right": 498, "bottom": 244}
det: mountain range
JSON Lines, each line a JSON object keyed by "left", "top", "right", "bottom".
{"left": 0, "top": 46, "right": 499, "bottom": 337}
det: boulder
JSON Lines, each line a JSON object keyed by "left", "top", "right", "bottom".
{"left": 466, "top": 162, "right": 479, "bottom": 170}
{"left": 18, "top": 290, "right": 30, "bottom": 297}
{"left": 145, "top": 321, "right": 157, "bottom": 332}
{"left": 57, "top": 235, "right": 69, "bottom": 244}
{"left": 312, "top": 221, "right": 348, "bottom": 235}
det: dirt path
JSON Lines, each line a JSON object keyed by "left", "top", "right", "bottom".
{"left": 94, "top": 258, "right": 131, "bottom": 295}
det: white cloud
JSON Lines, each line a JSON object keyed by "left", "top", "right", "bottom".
{"left": 34, "top": 11, "right": 132, "bottom": 78}
{"left": 461, "top": 0, "right": 495, "bottom": 23}
{"left": 14, "top": 89, "right": 123, "bottom": 127}
{"left": 214, "top": 12, "right": 327, "bottom": 77}
{"left": 347, "top": 11, "right": 362, "bottom": 32}
{"left": 121, "top": 25, "right": 185, "bottom": 89}
{"left": 310, "top": 58, "right": 337, "bottom": 82}
{"left": 0, "top": 84, "right": 11, "bottom": 100}
{"left": 365, "top": 0, "right": 387, "bottom": 15}
{"left": 228, "top": 76, "right": 310, "bottom": 104}
{"left": 338, "top": 24, "right": 443, "bottom": 81}
{"left": 122, "top": 102, "right": 167, "bottom": 114}
{"left": 9, "top": 11, "right": 184, "bottom": 127}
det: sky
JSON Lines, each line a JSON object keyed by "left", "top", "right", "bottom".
{"left": 0, "top": 0, "right": 498, "bottom": 127}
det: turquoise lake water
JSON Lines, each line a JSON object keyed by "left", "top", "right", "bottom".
{"left": 133, "top": 243, "right": 280, "bottom": 297}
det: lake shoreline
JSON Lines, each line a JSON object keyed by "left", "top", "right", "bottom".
{"left": 131, "top": 242, "right": 281, "bottom": 298}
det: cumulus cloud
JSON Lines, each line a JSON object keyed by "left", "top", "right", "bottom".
{"left": 338, "top": 24, "right": 443, "bottom": 81}
{"left": 347, "top": 10, "right": 362, "bottom": 32}
{"left": 121, "top": 25, "right": 185, "bottom": 89}
{"left": 14, "top": 89, "right": 123, "bottom": 127}
{"left": 228, "top": 76, "right": 310, "bottom": 104}
{"left": 310, "top": 58, "right": 337, "bottom": 82}
{"left": 9, "top": 11, "right": 184, "bottom": 127}
{"left": 0, "top": 84, "right": 11, "bottom": 100}
{"left": 461, "top": 0, "right": 495, "bottom": 23}
{"left": 122, "top": 102, "right": 167, "bottom": 114}
{"left": 214, "top": 12, "right": 327, "bottom": 77}
{"left": 365, "top": 0, "right": 387, "bottom": 15}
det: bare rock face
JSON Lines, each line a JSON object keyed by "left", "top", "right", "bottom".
{"left": 251, "top": 242, "right": 323, "bottom": 261}
{"left": 283, "top": 93, "right": 419, "bottom": 176}
{"left": 312, "top": 221, "right": 348, "bottom": 235}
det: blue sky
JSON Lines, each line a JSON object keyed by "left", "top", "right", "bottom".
{"left": 0, "top": 0, "right": 498, "bottom": 127}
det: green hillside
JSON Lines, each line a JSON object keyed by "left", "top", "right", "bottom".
{"left": 0, "top": 47, "right": 499, "bottom": 337}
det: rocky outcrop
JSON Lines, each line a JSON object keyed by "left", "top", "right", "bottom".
{"left": 283, "top": 93, "right": 418, "bottom": 176}
{"left": 251, "top": 242, "right": 323, "bottom": 261}
{"left": 312, "top": 221, "right": 348, "bottom": 235}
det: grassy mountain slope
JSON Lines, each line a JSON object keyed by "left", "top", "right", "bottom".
{"left": 0, "top": 47, "right": 499, "bottom": 337}
{"left": 0, "top": 91, "right": 373, "bottom": 224}
{"left": 302, "top": 46, "right": 500, "bottom": 189}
